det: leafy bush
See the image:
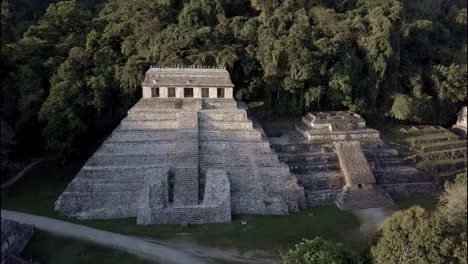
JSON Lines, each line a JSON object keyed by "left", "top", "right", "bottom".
{"left": 281, "top": 237, "right": 354, "bottom": 264}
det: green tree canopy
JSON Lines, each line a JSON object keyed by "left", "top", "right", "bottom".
{"left": 370, "top": 206, "right": 464, "bottom": 264}
{"left": 281, "top": 237, "right": 354, "bottom": 264}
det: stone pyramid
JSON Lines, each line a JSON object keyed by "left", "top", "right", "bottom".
{"left": 55, "top": 67, "right": 305, "bottom": 224}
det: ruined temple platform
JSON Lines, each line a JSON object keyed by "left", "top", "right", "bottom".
{"left": 263, "top": 111, "right": 435, "bottom": 210}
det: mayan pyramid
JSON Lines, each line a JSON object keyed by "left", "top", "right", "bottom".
{"left": 55, "top": 66, "right": 306, "bottom": 224}
{"left": 273, "top": 111, "right": 434, "bottom": 210}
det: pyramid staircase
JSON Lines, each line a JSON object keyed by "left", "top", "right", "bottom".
{"left": 335, "top": 185, "right": 395, "bottom": 210}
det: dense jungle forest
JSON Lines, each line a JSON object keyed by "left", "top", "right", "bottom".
{"left": 1, "top": 0, "right": 467, "bottom": 163}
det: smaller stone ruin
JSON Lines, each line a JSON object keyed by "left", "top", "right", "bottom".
{"left": 296, "top": 111, "right": 379, "bottom": 144}
{"left": 1, "top": 219, "right": 38, "bottom": 264}
{"left": 452, "top": 106, "right": 467, "bottom": 138}
{"left": 272, "top": 111, "right": 434, "bottom": 210}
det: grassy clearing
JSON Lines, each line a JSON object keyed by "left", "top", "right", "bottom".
{"left": 2, "top": 161, "right": 439, "bottom": 256}
{"left": 1, "top": 160, "right": 85, "bottom": 218}
{"left": 394, "top": 195, "right": 439, "bottom": 211}
{"left": 21, "top": 230, "right": 157, "bottom": 264}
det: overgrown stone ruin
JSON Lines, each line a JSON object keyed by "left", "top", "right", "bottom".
{"left": 1, "top": 219, "right": 38, "bottom": 264}
{"left": 451, "top": 106, "right": 467, "bottom": 138}
{"left": 55, "top": 67, "right": 306, "bottom": 224}
{"left": 395, "top": 125, "right": 467, "bottom": 181}
{"left": 271, "top": 111, "right": 435, "bottom": 210}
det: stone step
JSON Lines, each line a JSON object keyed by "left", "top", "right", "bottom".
{"left": 305, "top": 189, "right": 341, "bottom": 206}
{"left": 202, "top": 99, "right": 238, "bottom": 109}
{"left": 278, "top": 152, "right": 337, "bottom": 164}
{"left": 305, "top": 129, "right": 381, "bottom": 141}
{"left": 273, "top": 143, "right": 321, "bottom": 153}
{"left": 200, "top": 141, "right": 272, "bottom": 153}
{"left": 399, "top": 126, "right": 450, "bottom": 136}
{"left": 373, "top": 166, "right": 432, "bottom": 184}
{"left": 290, "top": 163, "right": 341, "bottom": 173}
{"left": 67, "top": 181, "right": 143, "bottom": 193}
{"left": 108, "top": 131, "right": 178, "bottom": 142}
{"left": 87, "top": 154, "right": 198, "bottom": 167}
{"left": 125, "top": 111, "right": 178, "bottom": 121}
{"left": 416, "top": 140, "right": 466, "bottom": 152}
{"left": 200, "top": 154, "right": 280, "bottom": 167}
{"left": 379, "top": 182, "right": 436, "bottom": 197}
{"left": 57, "top": 191, "right": 139, "bottom": 211}
{"left": 377, "top": 158, "right": 406, "bottom": 167}
{"left": 228, "top": 166, "right": 291, "bottom": 176}
{"left": 363, "top": 148, "right": 399, "bottom": 158}
{"left": 199, "top": 131, "right": 262, "bottom": 142}
{"left": 199, "top": 121, "right": 253, "bottom": 130}
{"left": 407, "top": 133, "right": 459, "bottom": 145}
{"left": 97, "top": 142, "right": 197, "bottom": 155}
{"left": 218, "top": 166, "right": 292, "bottom": 190}
{"left": 132, "top": 98, "right": 202, "bottom": 111}
{"left": 118, "top": 120, "right": 179, "bottom": 130}
{"left": 199, "top": 111, "right": 248, "bottom": 122}
{"left": 295, "top": 172, "right": 344, "bottom": 190}
{"left": 413, "top": 147, "right": 467, "bottom": 162}
{"left": 336, "top": 187, "right": 395, "bottom": 210}
{"left": 76, "top": 166, "right": 167, "bottom": 181}
{"left": 432, "top": 158, "right": 467, "bottom": 174}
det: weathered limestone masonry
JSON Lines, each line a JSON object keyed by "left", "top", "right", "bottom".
{"left": 55, "top": 67, "right": 305, "bottom": 224}
{"left": 1, "top": 219, "right": 38, "bottom": 264}
{"left": 451, "top": 106, "right": 467, "bottom": 138}
{"left": 272, "top": 111, "right": 434, "bottom": 210}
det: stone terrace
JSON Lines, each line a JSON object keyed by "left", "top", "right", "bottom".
{"left": 390, "top": 125, "right": 467, "bottom": 181}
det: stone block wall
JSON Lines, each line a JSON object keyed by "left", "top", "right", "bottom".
{"left": 137, "top": 169, "right": 231, "bottom": 224}
{"left": 1, "top": 219, "right": 35, "bottom": 264}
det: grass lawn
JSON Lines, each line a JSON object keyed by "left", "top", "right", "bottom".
{"left": 394, "top": 195, "right": 439, "bottom": 211}
{"left": 21, "top": 230, "right": 157, "bottom": 264}
{"left": 1, "top": 161, "right": 440, "bottom": 256}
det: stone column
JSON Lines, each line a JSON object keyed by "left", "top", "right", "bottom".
{"left": 225, "top": 87, "right": 233, "bottom": 99}
{"left": 176, "top": 87, "right": 184, "bottom": 98}
{"left": 142, "top": 86, "right": 151, "bottom": 98}
{"left": 194, "top": 87, "right": 202, "bottom": 98}
{"left": 209, "top": 87, "right": 217, "bottom": 98}
{"left": 160, "top": 87, "right": 168, "bottom": 98}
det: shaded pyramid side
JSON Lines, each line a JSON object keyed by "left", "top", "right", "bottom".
{"left": 198, "top": 108, "right": 306, "bottom": 214}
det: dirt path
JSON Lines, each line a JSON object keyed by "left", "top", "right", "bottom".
{"left": 1, "top": 210, "right": 206, "bottom": 264}
{"left": 1, "top": 159, "right": 43, "bottom": 189}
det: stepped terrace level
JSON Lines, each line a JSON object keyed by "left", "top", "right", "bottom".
{"left": 55, "top": 67, "right": 305, "bottom": 225}
{"left": 389, "top": 125, "right": 467, "bottom": 181}
{"left": 142, "top": 66, "right": 234, "bottom": 99}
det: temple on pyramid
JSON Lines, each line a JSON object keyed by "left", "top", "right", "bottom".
{"left": 55, "top": 66, "right": 306, "bottom": 224}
